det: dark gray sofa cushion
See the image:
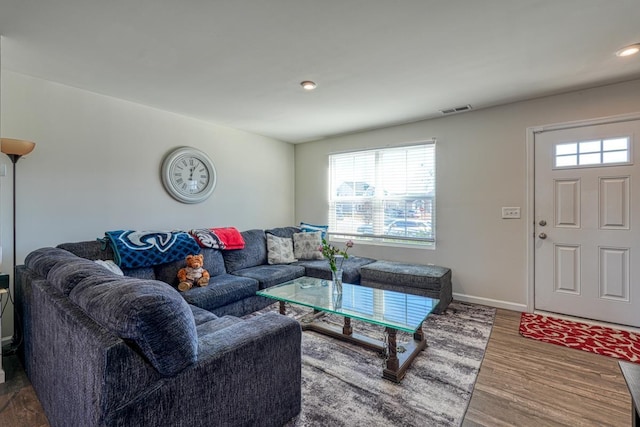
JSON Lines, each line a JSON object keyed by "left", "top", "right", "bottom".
{"left": 295, "top": 256, "right": 376, "bottom": 284}
{"left": 55, "top": 241, "right": 157, "bottom": 279}
{"left": 25, "top": 247, "right": 79, "bottom": 278}
{"left": 360, "top": 260, "right": 453, "bottom": 314}
{"left": 47, "top": 257, "right": 118, "bottom": 295}
{"left": 122, "top": 266, "right": 156, "bottom": 280}
{"left": 360, "top": 260, "right": 451, "bottom": 289}
{"left": 181, "top": 274, "right": 259, "bottom": 311}
{"left": 196, "top": 315, "right": 244, "bottom": 336}
{"left": 190, "top": 304, "right": 218, "bottom": 325}
{"left": 57, "top": 240, "right": 115, "bottom": 261}
{"left": 222, "top": 229, "right": 267, "bottom": 273}
{"left": 154, "top": 258, "right": 188, "bottom": 287}
{"left": 201, "top": 248, "right": 227, "bottom": 276}
{"left": 265, "top": 226, "right": 301, "bottom": 239}
{"left": 191, "top": 309, "right": 245, "bottom": 337}
{"left": 232, "top": 264, "right": 305, "bottom": 289}
{"left": 154, "top": 247, "right": 227, "bottom": 288}
{"left": 69, "top": 276, "right": 197, "bottom": 377}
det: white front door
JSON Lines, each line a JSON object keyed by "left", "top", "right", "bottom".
{"left": 534, "top": 119, "right": 640, "bottom": 327}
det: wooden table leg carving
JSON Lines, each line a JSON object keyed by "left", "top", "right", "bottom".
{"left": 279, "top": 301, "right": 286, "bottom": 315}
{"left": 382, "top": 325, "right": 427, "bottom": 383}
{"left": 343, "top": 317, "right": 353, "bottom": 336}
{"left": 386, "top": 328, "right": 399, "bottom": 372}
{"left": 414, "top": 321, "right": 425, "bottom": 343}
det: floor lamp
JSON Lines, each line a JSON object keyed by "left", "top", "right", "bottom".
{"left": 1, "top": 138, "right": 35, "bottom": 352}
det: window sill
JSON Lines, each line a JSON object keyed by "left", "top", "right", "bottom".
{"left": 330, "top": 235, "right": 436, "bottom": 250}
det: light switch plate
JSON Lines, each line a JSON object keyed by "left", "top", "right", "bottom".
{"left": 502, "top": 207, "right": 521, "bottom": 219}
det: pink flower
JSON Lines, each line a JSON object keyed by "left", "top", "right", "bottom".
{"left": 321, "top": 239, "right": 354, "bottom": 272}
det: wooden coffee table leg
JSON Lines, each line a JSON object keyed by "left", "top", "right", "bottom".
{"left": 343, "top": 317, "right": 352, "bottom": 336}
{"left": 383, "top": 325, "right": 427, "bottom": 383}
{"left": 414, "top": 321, "right": 426, "bottom": 343}
{"left": 279, "top": 301, "right": 286, "bottom": 315}
{"left": 386, "top": 328, "right": 399, "bottom": 372}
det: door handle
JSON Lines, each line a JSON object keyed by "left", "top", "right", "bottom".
{"left": 538, "top": 232, "right": 547, "bottom": 240}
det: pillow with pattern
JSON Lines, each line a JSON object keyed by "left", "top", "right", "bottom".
{"left": 300, "top": 222, "right": 328, "bottom": 238}
{"left": 293, "top": 231, "right": 324, "bottom": 260}
{"left": 267, "top": 233, "right": 297, "bottom": 264}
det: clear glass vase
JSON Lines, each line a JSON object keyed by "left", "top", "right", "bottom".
{"left": 332, "top": 268, "right": 343, "bottom": 295}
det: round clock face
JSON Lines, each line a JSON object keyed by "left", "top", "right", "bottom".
{"left": 161, "top": 147, "right": 217, "bottom": 204}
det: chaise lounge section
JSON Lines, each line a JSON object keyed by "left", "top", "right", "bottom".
{"left": 360, "top": 260, "right": 452, "bottom": 314}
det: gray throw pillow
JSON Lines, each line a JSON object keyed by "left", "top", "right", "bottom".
{"left": 267, "top": 234, "right": 297, "bottom": 264}
{"left": 293, "top": 231, "right": 324, "bottom": 260}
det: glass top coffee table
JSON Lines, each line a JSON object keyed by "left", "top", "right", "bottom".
{"left": 257, "top": 276, "right": 439, "bottom": 382}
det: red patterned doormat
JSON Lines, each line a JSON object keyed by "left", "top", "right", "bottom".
{"left": 519, "top": 312, "right": 640, "bottom": 363}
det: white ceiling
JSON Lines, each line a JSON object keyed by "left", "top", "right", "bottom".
{"left": 1, "top": 0, "right": 640, "bottom": 143}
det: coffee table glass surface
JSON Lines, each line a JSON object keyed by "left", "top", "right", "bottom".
{"left": 257, "top": 276, "right": 438, "bottom": 333}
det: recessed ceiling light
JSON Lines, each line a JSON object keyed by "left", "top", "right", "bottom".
{"left": 300, "top": 81, "right": 317, "bottom": 90}
{"left": 616, "top": 44, "right": 640, "bottom": 57}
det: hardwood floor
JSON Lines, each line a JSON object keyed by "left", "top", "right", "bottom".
{"left": 0, "top": 308, "right": 632, "bottom": 426}
{"left": 0, "top": 353, "right": 48, "bottom": 427}
{"left": 464, "top": 309, "right": 631, "bottom": 427}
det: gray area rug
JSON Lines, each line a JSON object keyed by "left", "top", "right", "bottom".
{"left": 252, "top": 300, "right": 495, "bottom": 427}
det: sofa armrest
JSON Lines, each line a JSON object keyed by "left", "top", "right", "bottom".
{"left": 107, "top": 311, "right": 302, "bottom": 427}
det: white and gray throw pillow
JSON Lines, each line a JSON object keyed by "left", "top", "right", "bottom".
{"left": 293, "top": 231, "right": 324, "bottom": 260}
{"left": 267, "top": 233, "right": 298, "bottom": 264}
{"left": 94, "top": 259, "right": 124, "bottom": 276}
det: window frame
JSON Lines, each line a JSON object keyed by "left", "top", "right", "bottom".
{"left": 327, "top": 141, "right": 436, "bottom": 248}
{"left": 553, "top": 136, "right": 632, "bottom": 170}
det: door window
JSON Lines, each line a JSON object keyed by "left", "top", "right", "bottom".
{"left": 554, "top": 137, "right": 630, "bottom": 168}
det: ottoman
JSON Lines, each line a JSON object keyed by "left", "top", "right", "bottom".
{"left": 360, "top": 260, "right": 452, "bottom": 314}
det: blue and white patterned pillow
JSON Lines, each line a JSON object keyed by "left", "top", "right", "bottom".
{"left": 299, "top": 222, "right": 329, "bottom": 238}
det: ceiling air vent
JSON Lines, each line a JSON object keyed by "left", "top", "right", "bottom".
{"left": 439, "top": 104, "right": 473, "bottom": 115}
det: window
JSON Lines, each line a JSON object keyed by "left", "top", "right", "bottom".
{"left": 554, "top": 137, "right": 630, "bottom": 168}
{"left": 328, "top": 142, "right": 435, "bottom": 246}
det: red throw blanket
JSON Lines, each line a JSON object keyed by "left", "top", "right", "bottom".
{"left": 211, "top": 227, "right": 245, "bottom": 249}
{"left": 189, "top": 227, "right": 245, "bottom": 250}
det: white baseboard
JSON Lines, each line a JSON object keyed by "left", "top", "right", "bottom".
{"left": 1, "top": 336, "right": 13, "bottom": 346}
{"left": 453, "top": 293, "right": 527, "bottom": 313}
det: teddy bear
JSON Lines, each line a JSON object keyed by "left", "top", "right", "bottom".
{"left": 177, "top": 254, "right": 210, "bottom": 292}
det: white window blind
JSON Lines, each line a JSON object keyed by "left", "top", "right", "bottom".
{"left": 328, "top": 142, "right": 435, "bottom": 245}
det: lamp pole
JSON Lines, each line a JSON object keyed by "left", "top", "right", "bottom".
{"left": 0, "top": 138, "right": 36, "bottom": 354}
{"left": 0, "top": 138, "right": 35, "bottom": 275}
{"left": 7, "top": 154, "right": 21, "bottom": 278}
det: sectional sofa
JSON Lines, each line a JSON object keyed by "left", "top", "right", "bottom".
{"left": 14, "top": 226, "right": 375, "bottom": 427}
{"left": 14, "top": 225, "right": 451, "bottom": 427}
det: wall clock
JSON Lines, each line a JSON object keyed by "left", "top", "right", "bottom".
{"left": 161, "top": 146, "right": 217, "bottom": 204}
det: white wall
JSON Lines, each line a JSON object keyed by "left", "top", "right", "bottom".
{"left": 295, "top": 78, "right": 640, "bottom": 311}
{"left": 3, "top": 70, "right": 640, "bottom": 341}
{"left": 0, "top": 70, "right": 295, "bottom": 338}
